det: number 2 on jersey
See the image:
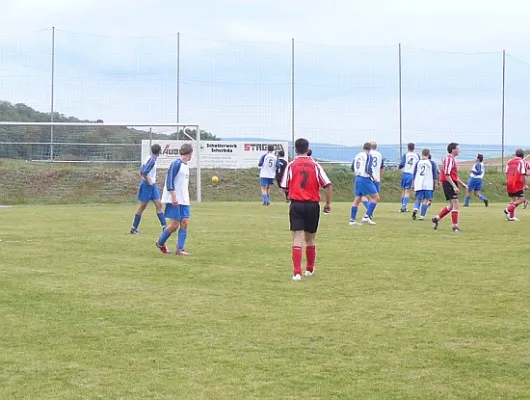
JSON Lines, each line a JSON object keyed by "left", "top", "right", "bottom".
{"left": 419, "top": 164, "right": 426, "bottom": 176}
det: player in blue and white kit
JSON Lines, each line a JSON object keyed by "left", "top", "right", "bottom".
{"left": 398, "top": 142, "right": 420, "bottom": 212}
{"left": 411, "top": 148, "right": 438, "bottom": 221}
{"left": 362, "top": 141, "right": 384, "bottom": 217}
{"left": 130, "top": 144, "right": 166, "bottom": 235}
{"left": 155, "top": 143, "right": 193, "bottom": 255}
{"left": 464, "top": 153, "right": 489, "bottom": 207}
{"left": 258, "top": 144, "right": 278, "bottom": 206}
{"left": 349, "top": 142, "right": 380, "bottom": 226}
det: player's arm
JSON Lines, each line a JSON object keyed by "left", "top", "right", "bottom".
{"left": 166, "top": 160, "right": 181, "bottom": 205}
{"left": 431, "top": 161, "right": 440, "bottom": 188}
{"left": 380, "top": 157, "right": 385, "bottom": 179}
{"left": 398, "top": 154, "right": 406, "bottom": 170}
{"left": 317, "top": 164, "right": 332, "bottom": 212}
{"left": 140, "top": 158, "right": 155, "bottom": 185}
{"left": 258, "top": 154, "right": 265, "bottom": 167}
{"left": 411, "top": 162, "right": 418, "bottom": 190}
{"left": 366, "top": 154, "right": 375, "bottom": 181}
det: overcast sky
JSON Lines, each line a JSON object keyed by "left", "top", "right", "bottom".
{"left": 1, "top": 0, "right": 530, "bottom": 146}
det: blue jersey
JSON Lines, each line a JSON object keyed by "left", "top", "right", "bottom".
{"left": 351, "top": 151, "right": 374, "bottom": 178}
{"left": 469, "top": 161, "right": 485, "bottom": 179}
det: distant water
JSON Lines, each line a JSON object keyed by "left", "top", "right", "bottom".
{"left": 221, "top": 138, "right": 522, "bottom": 163}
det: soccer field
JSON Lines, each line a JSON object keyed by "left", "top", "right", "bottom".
{"left": 1, "top": 202, "right": 529, "bottom": 399}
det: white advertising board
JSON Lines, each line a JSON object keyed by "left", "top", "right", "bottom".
{"left": 141, "top": 140, "right": 289, "bottom": 169}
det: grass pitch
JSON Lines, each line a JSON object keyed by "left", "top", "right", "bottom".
{"left": 1, "top": 202, "right": 529, "bottom": 399}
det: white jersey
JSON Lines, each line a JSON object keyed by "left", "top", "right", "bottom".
{"left": 413, "top": 159, "right": 437, "bottom": 190}
{"left": 259, "top": 153, "right": 277, "bottom": 179}
{"left": 161, "top": 159, "right": 190, "bottom": 205}
{"left": 400, "top": 151, "right": 420, "bottom": 174}
{"left": 140, "top": 155, "right": 157, "bottom": 183}
{"left": 352, "top": 151, "right": 373, "bottom": 178}
{"left": 370, "top": 150, "right": 383, "bottom": 182}
{"left": 470, "top": 161, "right": 485, "bottom": 179}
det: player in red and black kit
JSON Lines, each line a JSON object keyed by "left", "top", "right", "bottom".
{"left": 280, "top": 138, "right": 332, "bottom": 281}
{"left": 275, "top": 150, "right": 289, "bottom": 202}
{"left": 503, "top": 149, "right": 528, "bottom": 221}
{"left": 432, "top": 142, "right": 468, "bottom": 232}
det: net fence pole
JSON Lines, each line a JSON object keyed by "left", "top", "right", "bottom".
{"left": 291, "top": 38, "right": 295, "bottom": 159}
{"left": 177, "top": 32, "right": 180, "bottom": 123}
{"left": 398, "top": 43, "right": 403, "bottom": 159}
{"left": 196, "top": 126, "right": 202, "bottom": 202}
{"left": 501, "top": 49, "right": 506, "bottom": 171}
{"left": 50, "top": 26, "right": 56, "bottom": 162}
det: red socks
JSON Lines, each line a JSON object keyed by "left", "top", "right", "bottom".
{"left": 438, "top": 206, "right": 451, "bottom": 220}
{"left": 292, "top": 246, "right": 317, "bottom": 275}
{"left": 507, "top": 203, "right": 518, "bottom": 218}
{"left": 292, "top": 246, "right": 302, "bottom": 276}
{"left": 451, "top": 210, "right": 459, "bottom": 225}
{"left": 306, "top": 246, "right": 316, "bottom": 272}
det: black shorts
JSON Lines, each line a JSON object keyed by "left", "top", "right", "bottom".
{"left": 508, "top": 191, "right": 525, "bottom": 198}
{"left": 442, "top": 181, "right": 459, "bottom": 201}
{"left": 289, "top": 201, "right": 320, "bottom": 233}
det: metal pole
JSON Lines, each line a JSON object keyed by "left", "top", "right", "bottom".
{"left": 501, "top": 50, "right": 506, "bottom": 171}
{"left": 196, "top": 125, "right": 202, "bottom": 202}
{"left": 398, "top": 43, "right": 403, "bottom": 159}
{"left": 176, "top": 32, "right": 180, "bottom": 123}
{"left": 291, "top": 38, "right": 295, "bottom": 159}
{"left": 50, "top": 26, "right": 55, "bottom": 162}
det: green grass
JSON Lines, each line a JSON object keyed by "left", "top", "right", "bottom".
{"left": 1, "top": 202, "right": 530, "bottom": 399}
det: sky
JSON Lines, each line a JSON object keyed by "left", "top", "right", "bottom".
{"left": 1, "top": 0, "right": 530, "bottom": 146}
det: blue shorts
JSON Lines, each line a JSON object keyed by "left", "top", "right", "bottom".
{"left": 354, "top": 176, "right": 378, "bottom": 197}
{"left": 415, "top": 190, "right": 434, "bottom": 200}
{"left": 374, "top": 182, "right": 380, "bottom": 193}
{"left": 260, "top": 178, "right": 274, "bottom": 186}
{"left": 467, "top": 177, "right": 483, "bottom": 191}
{"left": 137, "top": 181, "right": 160, "bottom": 203}
{"left": 164, "top": 204, "right": 191, "bottom": 221}
{"left": 401, "top": 173, "right": 413, "bottom": 189}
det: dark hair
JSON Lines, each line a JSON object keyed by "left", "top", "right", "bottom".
{"left": 422, "top": 148, "right": 430, "bottom": 157}
{"left": 407, "top": 142, "right": 415, "bottom": 151}
{"left": 477, "top": 153, "right": 483, "bottom": 162}
{"left": 307, "top": 149, "right": 312, "bottom": 157}
{"left": 515, "top": 149, "right": 525, "bottom": 158}
{"left": 151, "top": 144, "right": 162, "bottom": 155}
{"left": 267, "top": 144, "right": 274, "bottom": 152}
{"left": 179, "top": 143, "right": 193, "bottom": 155}
{"left": 277, "top": 150, "right": 285, "bottom": 157}
{"left": 447, "top": 142, "right": 459, "bottom": 154}
{"left": 294, "top": 138, "right": 309, "bottom": 155}
{"left": 363, "top": 142, "right": 372, "bottom": 151}
{"left": 428, "top": 154, "right": 432, "bottom": 159}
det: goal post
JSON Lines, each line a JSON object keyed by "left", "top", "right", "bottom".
{"left": 0, "top": 121, "right": 202, "bottom": 202}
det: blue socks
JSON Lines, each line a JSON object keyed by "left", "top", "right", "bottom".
{"left": 132, "top": 214, "right": 142, "bottom": 229}
{"left": 262, "top": 194, "right": 270, "bottom": 204}
{"left": 177, "top": 229, "right": 188, "bottom": 251}
{"left": 158, "top": 229, "right": 172, "bottom": 246}
{"left": 403, "top": 197, "right": 410, "bottom": 207}
{"left": 366, "top": 202, "right": 377, "bottom": 217}
{"left": 479, "top": 194, "right": 486, "bottom": 202}
{"left": 413, "top": 199, "right": 421, "bottom": 210}
{"left": 350, "top": 206, "right": 358, "bottom": 221}
{"left": 157, "top": 212, "right": 167, "bottom": 228}
{"left": 420, "top": 204, "right": 428, "bottom": 217}
{"left": 362, "top": 200, "right": 369, "bottom": 209}
{"left": 464, "top": 196, "right": 470, "bottom": 206}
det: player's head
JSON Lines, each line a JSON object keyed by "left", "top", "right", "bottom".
{"left": 407, "top": 142, "right": 415, "bottom": 152}
{"left": 179, "top": 143, "right": 193, "bottom": 162}
{"left": 307, "top": 149, "right": 312, "bottom": 157}
{"left": 447, "top": 142, "right": 459, "bottom": 156}
{"left": 422, "top": 148, "right": 430, "bottom": 158}
{"left": 267, "top": 144, "right": 274, "bottom": 153}
{"left": 151, "top": 144, "right": 162, "bottom": 157}
{"left": 278, "top": 150, "right": 285, "bottom": 158}
{"left": 515, "top": 149, "right": 524, "bottom": 158}
{"left": 294, "top": 138, "right": 309, "bottom": 155}
{"left": 428, "top": 154, "right": 432, "bottom": 159}
{"left": 363, "top": 142, "right": 371, "bottom": 152}
{"left": 370, "top": 141, "right": 377, "bottom": 150}
{"left": 476, "top": 153, "right": 484, "bottom": 162}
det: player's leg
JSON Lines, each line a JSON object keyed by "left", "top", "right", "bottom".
{"left": 363, "top": 186, "right": 379, "bottom": 224}
{"left": 131, "top": 201, "right": 148, "bottom": 234}
{"left": 156, "top": 204, "right": 181, "bottom": 254}
{"left": 400, "top": 175, "right": 411, "bottom": 212}
{"left": 265, "top": 180, "right": 272, "bottom": 205}
{"left": 474, "top": 181, "right": 489, "bottom": 207}
{"left": 260, "top": 178, "right": 268, "bottom": 205}
{"left": 464, "top": 179, "right": 473, "bottom": 206}
{"left": 176, "top": 206, "right": 191, "bottom": 255}
{"left": 432, "top": 183, "right": 453, "bottom": 229}
{"left": 505, "top": 193, "right": 524, "bottom": 221}
{"left": 449, "top": 197, "right": 461, "bottom": 231}
{"left": 131, "top": 181, "right": 151, "bottom": 234}
{"left": 412, "top": 191, "right": 422, "bottom": 220}
{"left": 361, "top": 196, "right": 370, "bottom": 210}
{"left": 152, "top": 186, "right": 167, "bottom": 230}
{"left": 290, "top": 202, "right": 305, "bottom": 280}
{"left": 349, "top": 180, "right": 363, "bottom": 225}
{"left": 303, "top": 202, "right": 320, "bottom": 276}
{"left": 419, "top": 195, "right": 431, "bottom": 220}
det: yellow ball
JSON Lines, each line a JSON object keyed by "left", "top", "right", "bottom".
{"left": 211, "top": 175, "right": 219, "bottom": 184}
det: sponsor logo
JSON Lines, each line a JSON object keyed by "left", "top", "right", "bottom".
{"left": 206, "top": 143, "right": 237, "bottom": 153}
{"left": 244, "top": 143, "right": 285, "bottom": 152}
{"left": 161, "top": 144, "right": 180, "bottom": 156}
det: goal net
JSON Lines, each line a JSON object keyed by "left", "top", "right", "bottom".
{"left": 0, "top": 122, "right": 201, "bottom": 204}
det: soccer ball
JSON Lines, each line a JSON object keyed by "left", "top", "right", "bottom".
{"left": 211, "top": 175, "right": 219, "bottom": 184}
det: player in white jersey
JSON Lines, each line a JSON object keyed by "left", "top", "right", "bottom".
{"left": 411, "top": 148, "right": 439, "bottom": 221}
{"left": 362, "top": 141, "right": 384, "bottom": 218}
{"left": 155, "top": 143, "right": 193, "bottom": 255}
{"left": 398, "top": 142, "right": 420, "bottom": 212}
{"left": 130, "top": 144, "right": 167, "bottom": 235}
{"left": 349, "top": 142, "right": 379, "bottom": 226}
{"left": 258, "top": 144, "right": 278, "bottom": 206}
{"left": 464, "top": 153, "right": 489, "bottom": 207}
